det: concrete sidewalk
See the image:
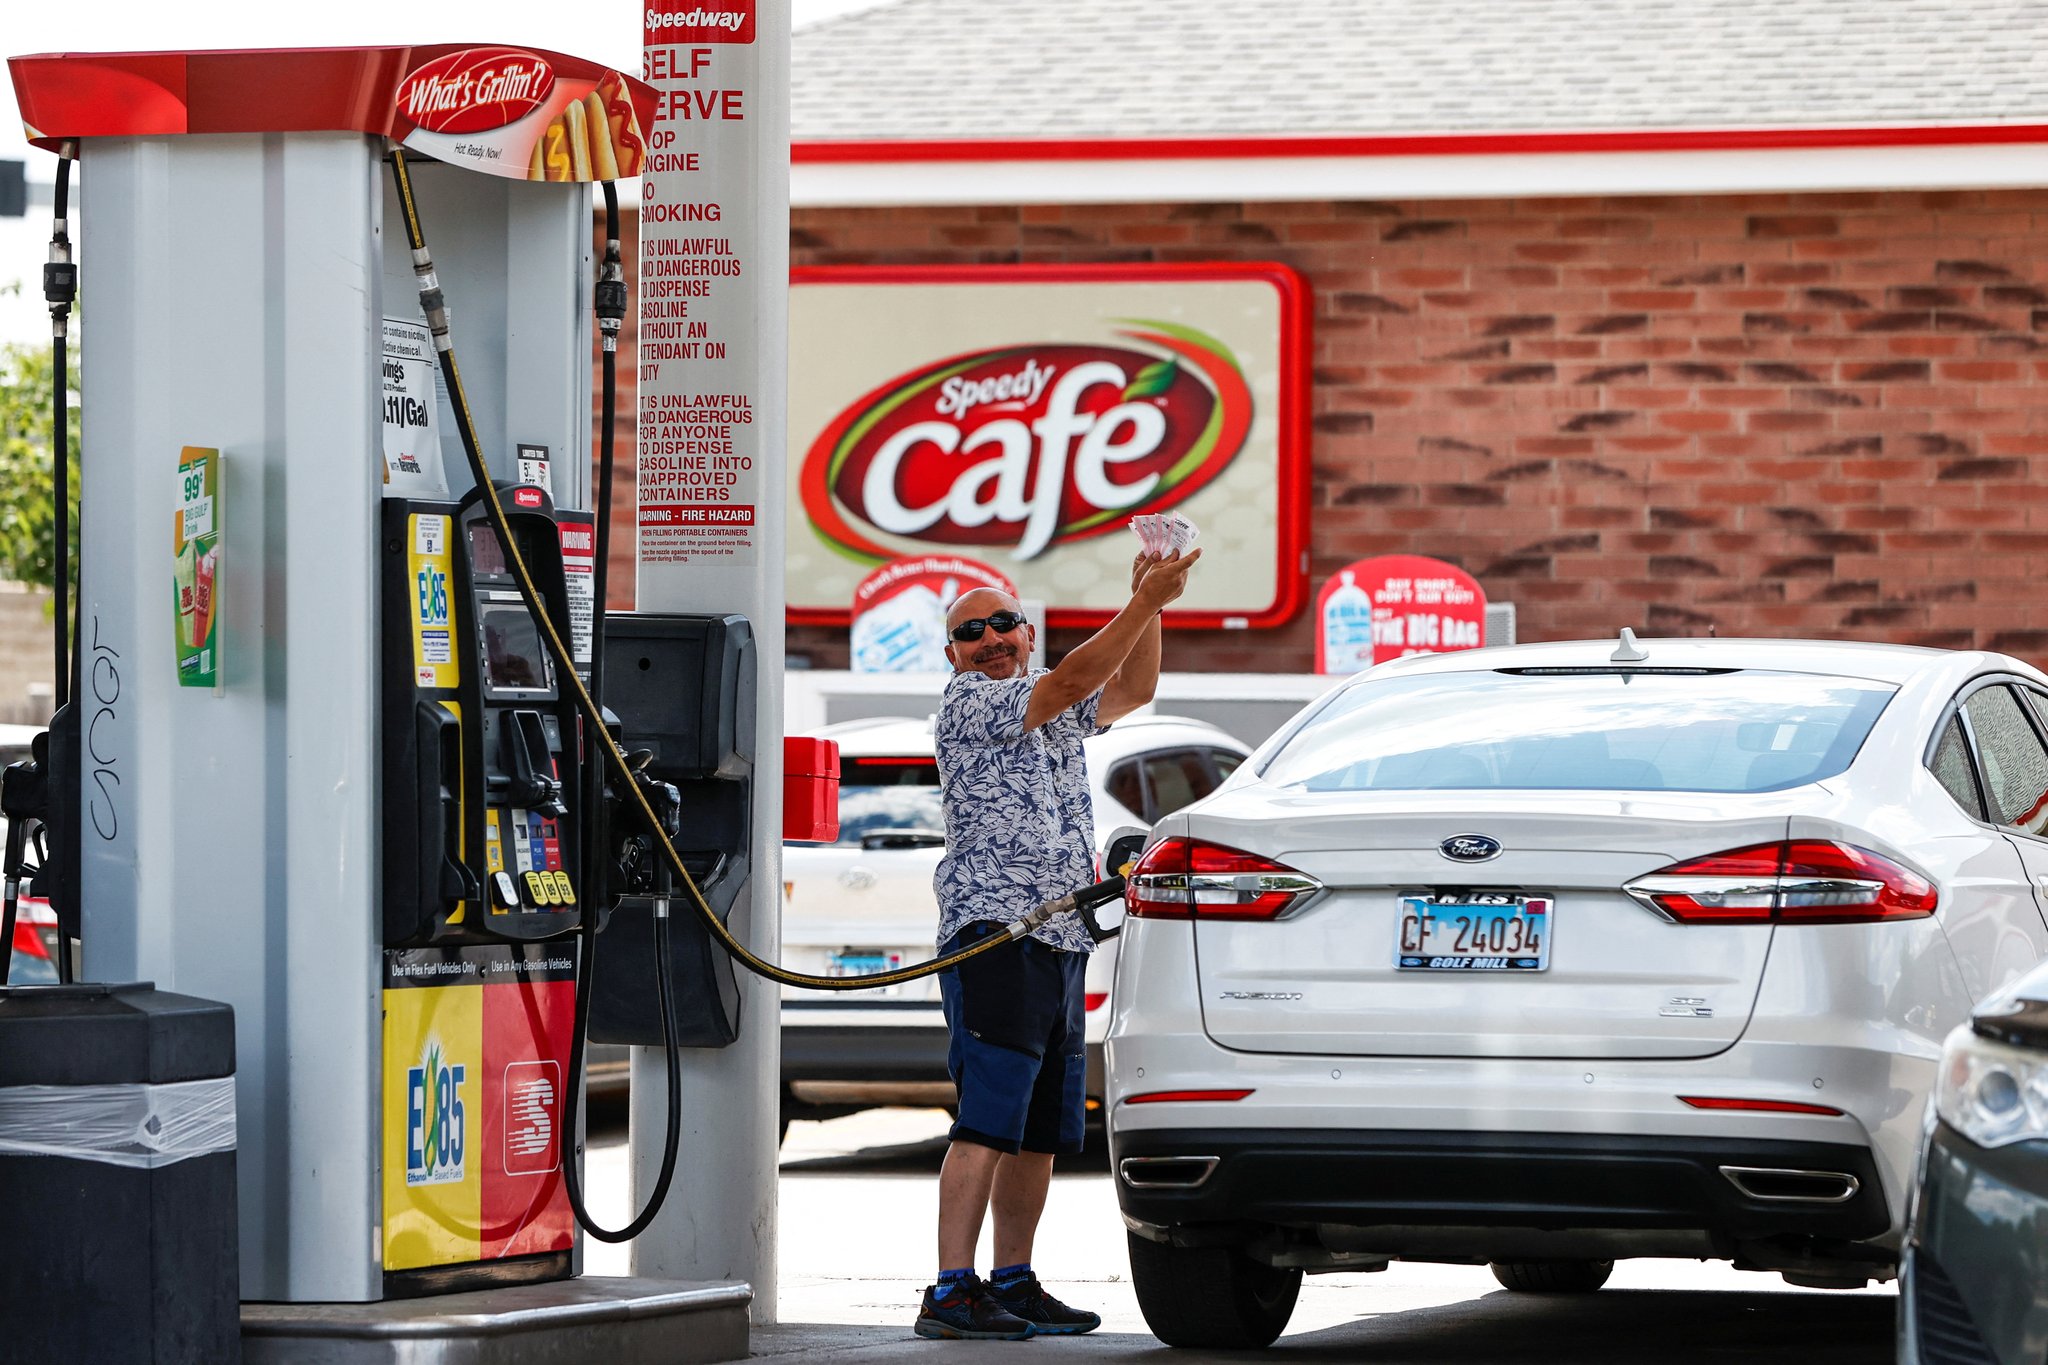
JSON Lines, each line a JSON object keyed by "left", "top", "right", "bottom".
{"left": 588, "top": 1109, "right": 1897, "bottom": 1363}
{"left": 747, "top": 1284, "right": 1898, "bottom": 1363}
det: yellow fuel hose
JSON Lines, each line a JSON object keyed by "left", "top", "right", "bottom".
{"left": 386, "top": 146, "right": 1074, "bottom": 991}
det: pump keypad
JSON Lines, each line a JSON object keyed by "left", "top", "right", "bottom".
{"left": 481, "top": 804, "right": 578, "bottom": 913}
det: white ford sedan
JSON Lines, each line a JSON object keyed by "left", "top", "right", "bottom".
{"left": 1109, "top": 636, "right": 2048, "bottom": 1350}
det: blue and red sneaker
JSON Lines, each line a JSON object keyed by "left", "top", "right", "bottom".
{"left": 914, "top": 1274, "right": 1033, "bottom": 1341}
{"left": 989, "top": 1274, "right": 1101, "bottom": 1336}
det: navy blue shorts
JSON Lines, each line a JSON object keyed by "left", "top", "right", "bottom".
{"left": 938, "top": 921, "right": 1087, "bottom": 1156}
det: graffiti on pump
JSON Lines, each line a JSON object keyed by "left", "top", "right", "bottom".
{"left": 801, "top": 326, "right": 1252, "bottom": 564}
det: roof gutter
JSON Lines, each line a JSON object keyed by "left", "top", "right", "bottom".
{"left": 790, "top": 122, "right": 2048, "bottom": 207}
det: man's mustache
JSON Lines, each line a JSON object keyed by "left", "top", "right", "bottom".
{"left": 972, "top": 642, "right": 1018, "bottom": 664}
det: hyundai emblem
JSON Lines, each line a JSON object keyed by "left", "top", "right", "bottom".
{"left": 1439, "top": 834, "right": 1502, "bottom": 862}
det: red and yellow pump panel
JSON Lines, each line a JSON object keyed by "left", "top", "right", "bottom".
{"left": 382, "top": 945, "right": 577, "bottom": 1272}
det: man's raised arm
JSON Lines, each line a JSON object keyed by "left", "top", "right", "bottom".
{"left": 1023, "top": 549, "right": 1199, "bottom": 732}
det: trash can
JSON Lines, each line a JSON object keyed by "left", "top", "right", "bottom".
{"left": 0, "top": 981, "right": 239, "bottom": 1365}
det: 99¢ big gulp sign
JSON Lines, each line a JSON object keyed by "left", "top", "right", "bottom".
{"left": 787, "top": 266, "right": 1309, "bottom": 629}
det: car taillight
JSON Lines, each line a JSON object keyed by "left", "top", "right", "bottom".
{"left": 1084, "top": 992, "right": 1109, "bottom": 1012}
{"left": 1623, "top": 840, "right": 1936, "bottom": 925}
{"left": 1125, "top": 837, "right": 1322, "bottom": 921}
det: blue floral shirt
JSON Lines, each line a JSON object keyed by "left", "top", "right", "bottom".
{"left": 933, "top": 668, "right": 1106, "bottom": 953}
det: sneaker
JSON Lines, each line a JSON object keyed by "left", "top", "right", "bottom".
{"left": 914, "top": 1274, "right": 1034, "bottom": 1341}
{"left": 989, "top": 1274, "right": 1102, "bottom": 1336}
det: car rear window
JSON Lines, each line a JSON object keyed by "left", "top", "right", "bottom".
{"left": 829, "top": 756, "right": 943, "bottom": 847}
{"left": 1259, "top": 668, "right": 1897, "bottom": 794}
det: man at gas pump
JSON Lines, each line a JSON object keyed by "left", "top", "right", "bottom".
{"left": 915, "top": 546, "right": 1201, "bottom": 1341}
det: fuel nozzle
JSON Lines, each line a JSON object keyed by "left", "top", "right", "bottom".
{"left": 603, "top": 758, "right": 684, "bottom": 902}
{"left": 500, "top": 711, "right": 568, "bottom": 818}
{"left": 0, "top": 734, "right": 50, "bottom": 987}
{"left": 1013, "top": 874, "right": 1129, "bottom": 943}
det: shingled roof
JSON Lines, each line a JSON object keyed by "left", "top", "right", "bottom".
{"left": 792, "top": 0, "right": 2048, "bottom": 143}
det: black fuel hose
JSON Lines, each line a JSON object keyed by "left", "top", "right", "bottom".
{"left": 45, "top": 152, "right": 77, "bottom": 985}
{"left": 558, "top": 180, "right": 682, "bottom": 1243}
{"left": 384, "top": 145, "right": 1072, "bottom": 993}
{"left": 48, "top": 154, "right": 74, "bottom": 715}
{"left": 563, "top": 894, "right": 682, "bottom": 1243}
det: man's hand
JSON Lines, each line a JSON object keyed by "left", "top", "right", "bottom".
{"left": 1130, "top": 551, "right": 1156, "bottom": 593}
{"left": 1023, "top": 550, "right": 1197, "bottom": 732}
{"left": 1134, "top": 548, "right": 1201, "bottom": 613}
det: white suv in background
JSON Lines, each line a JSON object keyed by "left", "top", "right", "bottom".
{"left": 779, "top": 712, "right": 1251, "bottom": 1135}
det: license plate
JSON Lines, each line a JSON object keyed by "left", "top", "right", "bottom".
{"left": 1396, "top": 892, "right": 1551, "bottom": 972}
{"left": 828, "top": 949, "right": 906, "bottom": 996}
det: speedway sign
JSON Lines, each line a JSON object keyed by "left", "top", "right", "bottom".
{"left": 787, "top": 265, "right": 1309, "bottom": 629}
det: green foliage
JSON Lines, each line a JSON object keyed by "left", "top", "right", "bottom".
{"left": 0, "top": 339, "right": 81, "bottom": 598}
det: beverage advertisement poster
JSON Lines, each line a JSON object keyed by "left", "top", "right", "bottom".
{"left": 172, "top": 445, "right": 221, "bottom": 689}
{"left": 787, "top": 264, "right": 1309, "bottom": 630}
{"left": 850, "top": 555, "right": 1016, "bottom": 673}
{"left": 1318, "top": 555, "right": 1487, "bottom": 673}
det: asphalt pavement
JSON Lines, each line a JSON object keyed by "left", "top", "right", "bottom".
{"left": 587, "top": 1107, "right": 1901, "bottom": 1364}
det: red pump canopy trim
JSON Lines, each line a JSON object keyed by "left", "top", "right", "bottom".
{"left": 789, "top": 123, "right": 2048, "bottom": 166}
{"left": 8, "top": 46, "right": 658, "bottom": 186}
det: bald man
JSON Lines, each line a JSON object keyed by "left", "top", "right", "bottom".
{"left": 913, "top": 548, "right": 1200, "bottom": 1341}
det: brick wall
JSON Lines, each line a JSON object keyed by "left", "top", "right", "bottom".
{"left": 600, "top": 190, "right": 2048, "bottom": 673}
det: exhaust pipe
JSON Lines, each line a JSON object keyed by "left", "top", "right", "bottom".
{"left": 1119, "top": 1156, "right": 1220, "bottom": 1190}
{"left": 1719, "top": 1165, "right": 1860, "bottom": 1204}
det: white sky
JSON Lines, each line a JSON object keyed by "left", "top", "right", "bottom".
{"left": 0, "top": 0, "right": 894, "bottom": 344}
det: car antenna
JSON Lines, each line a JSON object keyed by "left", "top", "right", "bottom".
{"left": 1610, "top": 627, "right": 1649, "bottom": 663}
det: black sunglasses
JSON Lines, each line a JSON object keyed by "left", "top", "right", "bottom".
{"left": 950, "top": 610, "right": 1029, "bottom": 642}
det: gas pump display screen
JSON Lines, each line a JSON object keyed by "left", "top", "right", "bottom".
{"left": 469, "top": 524, "right": 508, "bottom": 576}
{"left": 480, "top": 605, "right": 554, "bottom": 697}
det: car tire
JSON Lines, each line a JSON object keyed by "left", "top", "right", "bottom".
{"left": 1127, "top": 1232, "right": 1301, "bottom": 1350}
{"left": 1488, "top": 1259, "right": 1614, "bottom": 1293}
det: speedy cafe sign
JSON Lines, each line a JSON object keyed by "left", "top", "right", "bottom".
{"left": 788, "top": 265, "right": 1309, "bottom": 629}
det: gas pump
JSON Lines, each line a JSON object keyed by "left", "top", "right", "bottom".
{"left": 376, "top": 483, "right": 593, "bottom": 1289}
{"left": 1, "top": 44, "right": 699, "bottom": 1309}
{"left": 3, "top": 37, "right": 1120, "bottom": 1352}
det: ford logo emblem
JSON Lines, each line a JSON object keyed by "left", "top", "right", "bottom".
{"left": 1439, "top": 834, "right": 1502, "bottom": 862}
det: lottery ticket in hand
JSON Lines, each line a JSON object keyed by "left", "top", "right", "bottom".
{"left": 1132, "top": 512, "right": 1198, "bottom": 556}
{"left": 1131, "top": 514, "right": 1160, "bottom": 556}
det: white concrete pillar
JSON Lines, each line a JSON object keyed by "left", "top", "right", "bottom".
{"left": 630, "top": 1, "right": 789, "bottom": 1322}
